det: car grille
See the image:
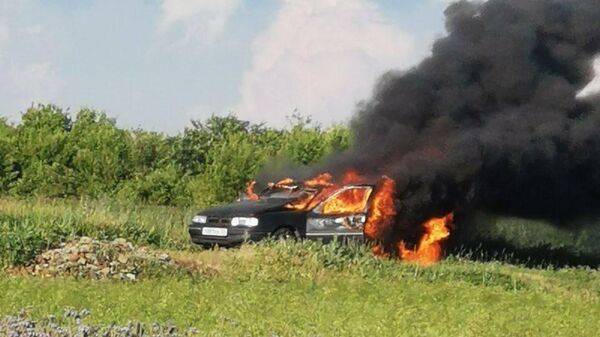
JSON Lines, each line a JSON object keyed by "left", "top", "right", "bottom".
{"left": 207, "top": 217, "right": 231, "bottom": 226}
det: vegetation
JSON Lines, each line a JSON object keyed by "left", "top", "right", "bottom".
{"left": 0, "top": 197, "right": 192, "bottom": 267}
{"left": 0, "top": 197, "right": 597, "bottom": 336}
{"left": 0, "top": 104, "right": 349, "bottom": 207}
{"left": 1, "top": 104, "right": 599, "bottom": 336}
{"left": 1, "top": 240, "right": 599, "bottom": 336}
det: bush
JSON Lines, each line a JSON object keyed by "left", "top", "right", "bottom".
{"left": 0, "top": 120, "right": 17, "bottom": 190}
{"left": 128, "top": 165, "right": 187, "bottom": 205}
{"left": 69, "top": 109, "right": 132, "bottom": 196}
{"left": 11, "top": 105, "right": 74, "bottom": 197}
{"left": 0, "top": 104, "right": 351, "bottom": 206}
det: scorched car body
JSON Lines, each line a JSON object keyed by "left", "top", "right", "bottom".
{"left": 189, "top": 184, "right": 373, "bottom": 247}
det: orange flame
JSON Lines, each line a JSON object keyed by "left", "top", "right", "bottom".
{"left": 255, "top": 171, "right": 453, "bottom": 265}
{"left": 321, "top": 187, "right": 372, "bottom": 214}
{"left": 303, "top": 173, "right": 334, "bottom": 188}
{"left": 284, "top": 190, "right": 317, "bottom": 210}
{"left": 279, "top": 172, "right": 347, "bottom": 211}
{"left": 269, "top": 177, "right": 295, "bottom": 188}
{"left": 341, "top": 169, "right": 365, "bottom": 185}
{"left": 363, "top": 176, "right": 397, "bottom": 255}
{"left": 245, "top": 180, "right": 260, "bottom": 201}
{"left": 399, "top": 213, "right": 453, "bottom": 266}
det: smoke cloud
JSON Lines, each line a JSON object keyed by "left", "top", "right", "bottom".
{"left": 322, "top": 0, "right": 600, "bottom": 236}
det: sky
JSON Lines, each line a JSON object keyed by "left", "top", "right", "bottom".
{"left": 0, "top": 0, "right": 598, "bottom": 133}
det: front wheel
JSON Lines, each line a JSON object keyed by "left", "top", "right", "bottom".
{"left": 272, "top": 227, "right": 296, "bottom": 241}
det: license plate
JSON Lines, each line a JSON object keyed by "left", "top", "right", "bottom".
{"left": 201, "top": 227, "right": 228, "bottom": 237}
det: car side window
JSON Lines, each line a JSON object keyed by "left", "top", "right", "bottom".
{"left": 314, "top": 186, "right": 372, "bottom": 215}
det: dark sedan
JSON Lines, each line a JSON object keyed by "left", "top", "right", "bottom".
{"left": 189, "top": 184, "right": 373, "bottom": 247}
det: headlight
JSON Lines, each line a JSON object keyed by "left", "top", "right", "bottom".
{"left": 231, "top": 217, "right": 259, "bottom": 227}
{"left": 192, "top": 215, "right": 207, "bottom": 224}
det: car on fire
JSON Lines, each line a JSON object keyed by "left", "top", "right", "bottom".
{"left": 188, "top": 181, "right": 374, "bottom": 247}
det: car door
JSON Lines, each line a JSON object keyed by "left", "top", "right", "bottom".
{"left": 305, "top": 185, "right": 373, "bottom": 239}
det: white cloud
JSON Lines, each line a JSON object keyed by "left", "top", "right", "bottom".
{"left": 0, "top": 21, "right": 8, "bottom": 61}
{"left": 5, "top": 62, "right": 64, "bottom": 107}
{"left": 0, "top": 22, "right": 7, "bottom": 43}
{"left": 235, "top": 0, "right": 416, "bottom": 127}
{"left": 158, "top": 0, "right": 241, "bottom": 45}
{"left": 578, "top": 57, "right": 600, "bottom": 98}
{"left": 0, "top": 4, "right": 64, "bottom": 120}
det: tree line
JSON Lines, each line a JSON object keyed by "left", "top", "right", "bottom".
{"left": 0, "top": 104, "right": 350, "bottom": 207}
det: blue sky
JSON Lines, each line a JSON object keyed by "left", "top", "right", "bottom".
{"left": 0, "top": 1, "right": 452, "bottom": 133}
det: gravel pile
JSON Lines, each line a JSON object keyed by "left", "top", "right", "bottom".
{"left": 0, "top": 308, "right": 199, "bottom": 337}
{"left": 24, "top": 237, "right": 174, "bottom": 280}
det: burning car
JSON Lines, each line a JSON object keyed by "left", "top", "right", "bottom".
{"left": 189, "top": 171, "right": 453, "bottom": 267}
{"left": 188, "top": 173, "right": 375, "bottom": 247}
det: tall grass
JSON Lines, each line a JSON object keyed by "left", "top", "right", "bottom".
{"left": 3, "top": 196, "right": 600, "bottom": 269}
{"left": 450, "top": 211, "right": 600, "bottom": 268}
{"left": 0, "top": 197, "right": 195, "bottom": 267}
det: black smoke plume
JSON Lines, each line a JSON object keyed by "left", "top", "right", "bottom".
{"left": 328, "top": 0, "right": 600, "bottom": 229}
{"left": 261, "top": 0, "right": 600, "bottom": 260}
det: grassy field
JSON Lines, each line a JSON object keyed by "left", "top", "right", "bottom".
{"left": 1, "top": 197, "right": 599, "bottom": 336}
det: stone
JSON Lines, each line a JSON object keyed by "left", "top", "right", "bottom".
{"left": 117, "top": 254, "right": 128, "bottom": 264}
{"left": 68, "top": 253, "right": 79, "bottom": 262}
{"left": 24, "top": 236, "right": 176, "bottom": 281}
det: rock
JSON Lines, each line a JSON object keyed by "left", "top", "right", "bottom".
{"left": 68, "top": 253, "right": 79, "bottom": 262}
{"left": 158, "top": 254, "right": 170, "bottom": 262}
{"left": 117, "top": 254, "right": 128, "bottom": 264}
{"left": 24, "top": 236, "right": 175, "bottom": 281}
{"left": 113, "top": 238, "right": 128, "bottom": 246}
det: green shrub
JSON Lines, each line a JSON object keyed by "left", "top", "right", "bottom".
{"left": 0, "top": 104, "right": 351, "bottom": 205}
{"left": 130, "top": 165, "right": 187, "bottom": 205}
{"left": 129, "top": 130, "right": 171, "bottom": 174}
{"left": 284, "top": 116, "right": 328, "bottom": 165}
{"left": 69, "top": 109, "right": 132, "bottom": 196}
{"left": 200, "top": 133, "right": 271, "bottom": 203}
{"left": 0, "top": 119, "right": 18, "bottom": 190}
{"left": 11, "top": 105, "right": 74, "bottom": 196}
{"left": 171, "top": 115, "right": 253, "bottom": 176}
{"left": 0, "top": 215, "right": 66, "bottom": 267}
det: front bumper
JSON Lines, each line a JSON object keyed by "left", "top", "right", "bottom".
{"left": 188, "top": 226, "right": 269, "bottom": 247}
{"left": 305, "top": 232, "right": 364, "bottom": 243}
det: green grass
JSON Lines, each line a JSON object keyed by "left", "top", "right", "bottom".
{"left": 1, "top": 197, "right": 599, "bottom": 336}
{"left": 1, "top": 241, "right": 600, "bottom": 336}
{"left": 1, "top": 274, "right": 595, "bottom": 337}
{"left": 0, "top": 197, "right": 196, "bottom": 267}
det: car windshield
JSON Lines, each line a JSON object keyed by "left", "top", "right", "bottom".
{"left": 313, "top": 186, "right": 372, "bottom": 214}
{"left": 260, "top": 187, "right": 315, "bottom": 200}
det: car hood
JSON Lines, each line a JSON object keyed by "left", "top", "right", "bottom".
{"left": 198, "top": 197, "right": 297, "bottom": 217}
